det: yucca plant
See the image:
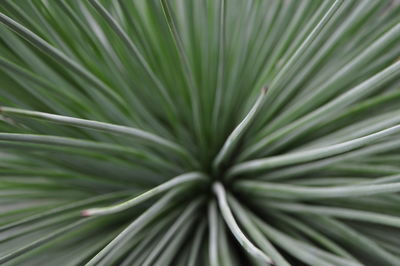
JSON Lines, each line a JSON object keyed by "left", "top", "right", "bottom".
{"left": 0, "top": 0, "right": 400, "bottom": 265}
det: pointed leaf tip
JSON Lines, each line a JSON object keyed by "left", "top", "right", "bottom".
{"left": 81, "top": 210, "right": 91, "bottom": 217}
